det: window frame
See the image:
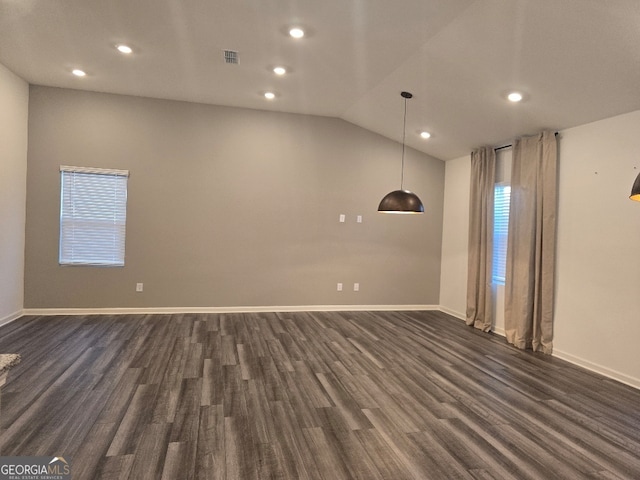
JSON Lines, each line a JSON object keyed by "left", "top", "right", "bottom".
{"left": 59, "top": 165, "right": 129, "bottom": 267}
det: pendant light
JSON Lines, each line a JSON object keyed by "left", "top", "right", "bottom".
{"left": 378, "top": 91, "right": 424, "bottom": 214}
{"left": 630, "top": 170, "right": 640, "bottom": 201}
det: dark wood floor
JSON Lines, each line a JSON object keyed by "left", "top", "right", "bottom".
{"left": 0, "top": 310, "right": 639, "bottom": 479}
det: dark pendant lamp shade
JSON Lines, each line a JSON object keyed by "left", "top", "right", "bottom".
{"left": 378, "top": 189, "right": 424, "bottom": 214}
{"left": 378, "top": 91, "right": 424, "bottom": 214}
{"left": 630, "top": 171, "right": 640, "bottom": 201}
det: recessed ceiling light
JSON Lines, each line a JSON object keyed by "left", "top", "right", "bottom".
{"left": 507, "top": 92, "right": 523, "bottom": 102}
{"left": 289, "top": 27, "right": 304, "bottom": 39}
{"left": 116, "top": 44, "right": 133, "bottom": 54}
{"left": 264, "top": 92, "right": 276, "bottom": 100}
{"left": 273, "top": 66, "right": 286, "bottom": 75}
{"left": 420, "top": 131, "right": 431, "bottom": 139}
{"left": 72, "top": 69, "right": 86, "bottom": 77}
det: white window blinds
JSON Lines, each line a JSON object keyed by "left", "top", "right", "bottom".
{"left": 59, "top": 165, "right": 129, "bottom": 266}
{"left": 492, "top": 183, "right": 510, "bottom": 284}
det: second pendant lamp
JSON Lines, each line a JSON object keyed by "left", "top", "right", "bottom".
{"left": 378, "top": 91, "right": 424, "bottom": 214}
{"left": 630, "top": 171, "right": 640, "bottom": 201}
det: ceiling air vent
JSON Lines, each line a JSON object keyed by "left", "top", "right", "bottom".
{"left": 223, "top": 50, "right": 239, "bottom": 64}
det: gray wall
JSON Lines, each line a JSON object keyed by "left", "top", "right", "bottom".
{"left": 0, "top": 64, "right": 28, "bottom": 322}
{"left": 25, "top": 86, "right": 444, "bottom": 309}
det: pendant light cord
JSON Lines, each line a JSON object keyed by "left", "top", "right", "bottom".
{"left": 400, "top": 95, "right": 407, "bottom": 190}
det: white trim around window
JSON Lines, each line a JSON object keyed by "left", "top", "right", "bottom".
{"left": 59, "top": 165, "right": 129, "bottom": 266}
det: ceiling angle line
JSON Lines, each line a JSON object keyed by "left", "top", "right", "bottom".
{"left": 493, "top": 132, "right": 559, "bottom": 152}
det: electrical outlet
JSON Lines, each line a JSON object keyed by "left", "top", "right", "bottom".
{"left": 356, "top": 215, "right": 362, "bottom": 223}
{"left": 337, "top": 283, "right": 343, "bottom": 291}
{"left": 354, "top": 283, "right": 360, "bottom": 291}
{"left": 339, "top": 214, "right": 346, "bottom": 223}
{"left": 136, "top": 283, "right": 143, "bottom": 292}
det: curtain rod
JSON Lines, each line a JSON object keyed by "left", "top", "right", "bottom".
{"left": 494, "top": 132, "right": 559, "bottom": 152}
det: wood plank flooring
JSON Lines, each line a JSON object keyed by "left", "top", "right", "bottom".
{"left": 0, "top": 310, "right": 639, "bottom": 479}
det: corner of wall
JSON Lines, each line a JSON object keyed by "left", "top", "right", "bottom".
{"left": 0, "top": 309, "right": 24, "bottom": 328}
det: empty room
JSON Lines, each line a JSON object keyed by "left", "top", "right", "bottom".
{"left": 1, "top": 0, "right": 639, "bottom": 479}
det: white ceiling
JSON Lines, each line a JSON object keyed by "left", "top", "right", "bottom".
{"left": 1, "top": 0, "right": 639, "bottom": 160}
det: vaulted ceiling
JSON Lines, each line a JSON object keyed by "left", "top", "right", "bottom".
{"left": 1, "top": 0, "right": 639, "bottom": 160}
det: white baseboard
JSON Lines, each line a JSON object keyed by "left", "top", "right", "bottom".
{"left": 438, "top": 307, "right": 506, "bottom": 336}
{"left": 22, "top": 304, "right": 440, "bottom": 316}
{"left": 553, "top": 349, "right": 640, "bottom": 390}
{"left": 438, "top": 306, "right": 465, "bottom": 321}
{"left": 437, "top": 306, "right": 638, "bottom": 389}
{"left": 493, "top": 326, "right": 505, "bottom": 336}
{"left": 0, "top": 309, "right": 23, "bottom": 328}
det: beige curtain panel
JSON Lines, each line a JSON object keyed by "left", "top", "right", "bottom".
{"left": 505, "top": 131, "right": 558, "bottom": 354}
{"left": 466, "top": 146, "right": 495, "bottom": 332}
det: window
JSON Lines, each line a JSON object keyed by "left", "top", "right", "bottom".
{"left": 492, "top": 183, "right": 510, "bottom": 284}
{"left": 59, "top": 165, "right": 129, "bottom": 266}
